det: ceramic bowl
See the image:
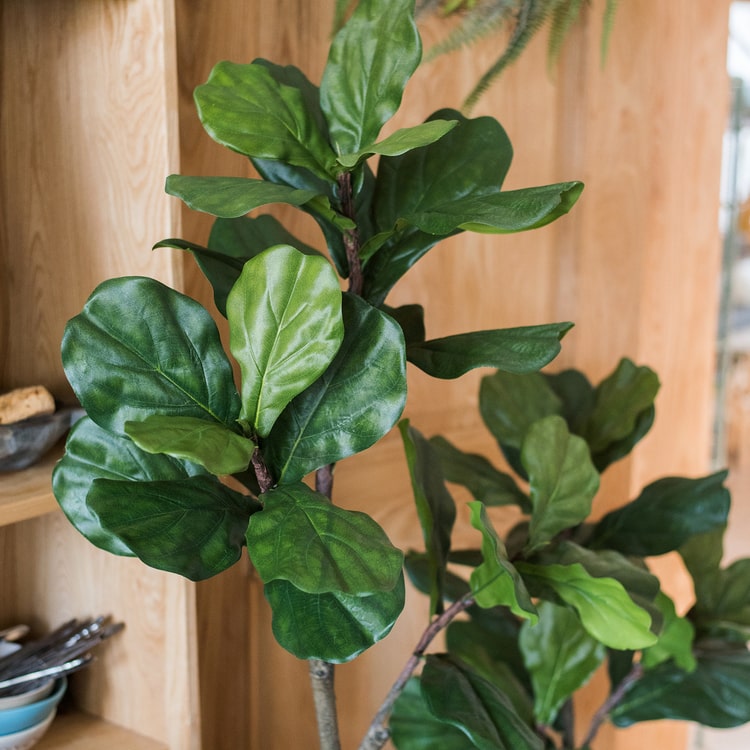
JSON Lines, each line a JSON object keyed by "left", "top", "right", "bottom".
{"left": 0, "top": 710, "right": 56, "bottom": 750}
{"left": 0, "top": 645, "right": 54, "bottom": 710}
{"left": 0, "top": 679, "right": 66, "bottom": 736}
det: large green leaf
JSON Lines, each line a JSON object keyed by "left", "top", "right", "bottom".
{"left": 421, "top": 655, "right": 544, "bottom": 750}
{"left": 226, "top": 245, "right": 343, "bottom": 437}
{"left": 164, "top": 175, "right": 323, "bottom": 219}
{"left": 641, "top": 592, "right": 696, "bottom": 672}
{"left": 611, "top": 650, "right": 750, "bottom": 728}
{"left": 517, "top": 562, "right": 657, "bottom": 650}
{"left": 263, "top": 294, "right": 407, "bottom": 483}
{"left": 53, "top": 417, "right": 204, "bottom": 556}
{"left": 194, "top": 60, "right": 336, "bottom": 180}
{"left": 544, "top": 369, "right": 595, "bottom": 435}
{"left": 519, "top": 601, "right": 605, "bottom": 725}
{"left": 87, "top": 476, "right": 255, "bottom": 581}
{"left": 468, "top": 502, "right": 538, "bottom": 622}
{"left": 588, "top": 472, "right": 730, "bottom": 556}
{"left": 155, "top": 215, "right": 321, "bottom": 317}
{"left": 404, "top": 551, "right": 472, "bottom": 603}
{"left": 320, "top": 0, "right": 421, "bottom": 156}
{"left": 381, "top": 303, "right": 425, "bottom": 346}
{"left": 390, "top": 678, "right": 470, "bottom": 750}
{"left": 399, "top": 421, "right": 456, "bottom": 615}
{"left": 124, "top": 416, "right": 254, "bottom": 476}
{"left": 429, "top": 435, "right": 529, "bottom": 511}
{"left": 246, "top": 482, "right": 403, "bottom": 595}
{"left": 406, "top": 323, "right": 573, "bottom": 379}
{"left": 521, "top": 416, "right": 600, "bottom": 554}
{"left": 264, "top": 573, "right": 405, "bottom": 663}
{"left": 61, "top": 277, "right": 240, "bottom": 435}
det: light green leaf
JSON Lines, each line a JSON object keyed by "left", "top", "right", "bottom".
{"left": 87, "top": 476, "right": 256, "bottom": 581}
{"left": 264, "top": 574, "right": 405, "bottom": 663}
{"left": 468, "top": 501, "right": 537, "bottom": 622}
{"left": 641, "top": 592, "right": 696, "bottom": 672}
{"left": 321, "top": 0, "right": 422, "bottom": 155}
{"left": 61, "top": 277, "right": 240, "bottom": 436}
{"left": 263, "top": 294, "right": 407, "bottom": 483}
{"left": 124, "top": 415, "right": 254, "bottom": 476}
{"left": 336, "top": 120, "right": 457, "bottom": 169}
{"left": 165, "top": 175, "right": 322, "bottom": 219}
{"left": 246, "top": 482, "right": 403, "bottom": 595}
{"left": 522, "top": 416, "right": 600, "bottom": 554}
{"left": 194, "top": 60, "right": 337, "bottom": 180}
{"left": 406, "top": 323, "right": 573, "bottom": 379}
{"left": 226, "top": 245, "right": 343, "bottom": 437}
{"left": 517, "top": 562, "right": 657, "bottom": 650}
{"left": 520, "top": 601, "right": 605, "bottom": 725}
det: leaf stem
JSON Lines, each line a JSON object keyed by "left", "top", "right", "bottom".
{"left": 357, "top": 593, "right": 475, "bottom": 750}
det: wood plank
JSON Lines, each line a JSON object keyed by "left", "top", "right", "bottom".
{"left": 36, "top": 712, "right": 166, "bottom": 750}
{"left": 0, "top": 447, "right": 58, "bottom": 527}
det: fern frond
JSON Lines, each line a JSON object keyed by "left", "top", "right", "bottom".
{"left": 547, "top": 0, "right": 584, "bottom": 72}
{"left": 600, "top": 0, "right": 619, "bottom": 64}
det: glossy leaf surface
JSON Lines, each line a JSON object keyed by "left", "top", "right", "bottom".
{"left": 263, "top": 294, "right": 406, "bottom": 483}
{"left": 227, "top": 245, "right": 343, "bottom": 437}
{"left": 264, "top": 574, "right": 404, "bottom": 663}
{"left": 641, "top": 592, "right": 696, "bottom": 672}
{"left": 61, "top": 277, "right": 240, "bottom": 435}
{"left": 246, "top": 482, "right": 403, "bottom": 594}
{"left": 87, "top": 476, "right": 254, "bottom": 581}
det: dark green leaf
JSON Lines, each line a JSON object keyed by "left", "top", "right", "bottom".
{"left": 406, "top": 323, "right": 573, "bottom": 379}
{"left": 399, "top": 421, "right": 456, "bottom": 615}
{"left": 519, "top": 601, "right": 605, "bottom": 725}
{"left": 124, "top": 416, "right": 254, "bottom": 476}
{"left": 263, "top": 294, "right": 406, "bottom": 482}
{"left": 226, "top": 245, "right": 343, "bottom": 437}
{"left": 521, "top": 416, "right": 600, "bottom": 554}
{"left": 468, "top": 502, "right": 537, "bottom": 622}
{"left": 61, "top": 277, "right": 240, "bottom": 435}
{"left": 421, "top": 655, "right": 544, "bottom": 750}
{"left": 320, "top": 0, "right": 421, "bottom": 155}
{"left": 589, "top": 472, "right": 730, "bottom": 556}
{"left": 404, "top": 551, "right": 472, "bottom": 602}
{"left": 543, "top": 368, "right": 595, "bottom": 435}
{"left": 641, "top": 592, "right": 696, "bottom": 672}
{"left": 611, "top": 650, "right": 750, "bottom": 728}
{"left": 591, "top": 406, "right": 655, "bottom": 472}
{"left": 194, "top": 61, "right": 336, "bottom": 180}
{"left": 381, "top": 303, "right": 425, "bottom": 346}
{"left": 264, "top": 573, "right": 404, "bottom": 663}
{"left": 246, "top": 482, "right": 403, "bottom": 595}
{"left": 429, "top": 435, "right": 529, "bottom": 511}
{"left": 87, "top": 476, "right": 254, "bottom": 581}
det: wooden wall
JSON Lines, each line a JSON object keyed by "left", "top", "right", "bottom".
{"left": 170, "top": 1, "right": 732, "bottom": 749}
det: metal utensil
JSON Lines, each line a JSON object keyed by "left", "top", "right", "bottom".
{"left": 0, "top": 655, "right": 92, "bottom": 689}
{"left": 0, "top": 624, "right": 29, "bottom": 643}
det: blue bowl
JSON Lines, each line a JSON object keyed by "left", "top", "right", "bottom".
{"left": 0, "top": 678, "right": 66, "bottom": 736}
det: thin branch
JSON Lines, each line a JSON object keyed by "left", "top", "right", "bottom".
{"left": 337, "top": 171, "right": 363, "bottom": 295}
{"left": 357, "top": 594, "right": 475, "bottom": 750}
{"left": 309, "top": 660, "right": 342, "bottom": 750}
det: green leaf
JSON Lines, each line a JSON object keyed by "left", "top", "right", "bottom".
{"left": 336, "top": 120, "right": 457, "bottom": 169}
{"left": 87, "top": 476, "right": 255, "bottom": 581}
{"left": 398, "top": 421, "right": 456, "bottom": 615}
{"left": 429, "top": 435, "right": 529, "bottom": 511}
{"left": 264, "top": 573, "right": 405, "bottom": 663}
{"left": 479, "top": 371, "right": 562, "bottom": 451}
{"left": 641, "top": 592, "right": 696, "bottom": 672}
{"left": 468, "top": 502, "right": 537, "bottom": 622}
{"left": 320, "top": 0, "right": 422, "bottom": 155}
{"left": 61, "top": 277, "right": 240, "bottom": 436}
{"left": 590, "top": 406, "right": 655, "bottom": 472}
{"left": 517, "top": 562, "right": 657, "bottom": 650}
{"left": 390, "top": 678, "right": 470, "bottom": 750}
{"left": 165, "top": 175, "right": 323, "bottom": 219}
{"left": 124, "top": 416, "right": 254, "bottom": 476}
{"left": 406, "top": 323, "right": 573, "bottom": 379}
{"left": 404, "top": 551, "right": 472, "bottom": 603}
{"left": 589, "top": 472, "right": 730, "bottom": 556}
{"left": 155, "top": 215, "right": 321, "bottom": 317}
{"left": 381, "top": 303, "right": 425, "bottom": 346}
{"left": 543, "top": 368, "right": 595, "bottom": 435}
{"left": 194, "top": 60, "right": 336, "bottom": 180}
{"left": 421, "top": 655, "right": 544, "bottom": 750}
{"left": 246, "top": 482, "right": 403, "bottom": 595}
{"left": 521, "top": 416, "right": 600, "bottom": 554}
{"left": 519, "top": 601, "right": 605, "bottom": 725}
{"left": 226, "top": 245, "right": 343, "bottom": 437}
{"left": 611, "top": 650, "right": 750, "bottom": 728}
{"left": 263, "top": 294, "right": 407, "bottom": 483}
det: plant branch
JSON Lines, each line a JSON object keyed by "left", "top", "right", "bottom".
{"left": 251, "top": 445, "right": 274, "bottom": 494}
{"left": 357, "top": 593, "right": 475, "bottom": 750}
{"left": 337, "top": 171, "right": 363, "bottom": 295}
{"left": 581, "top": 662, "right": 643, "bottom": 748}
{"left": 309, "top": 659, "right": 342, "bottom": 750}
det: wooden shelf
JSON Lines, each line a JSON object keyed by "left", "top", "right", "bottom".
{"left": 36, "top": 712, "right": 167, "bottom": 750}
{"left": 0, "top": 447, "right": 60, "bottom": 528}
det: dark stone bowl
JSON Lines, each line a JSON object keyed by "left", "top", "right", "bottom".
{"left": 0, "top": 407, "right": 85, "bottom": 472}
